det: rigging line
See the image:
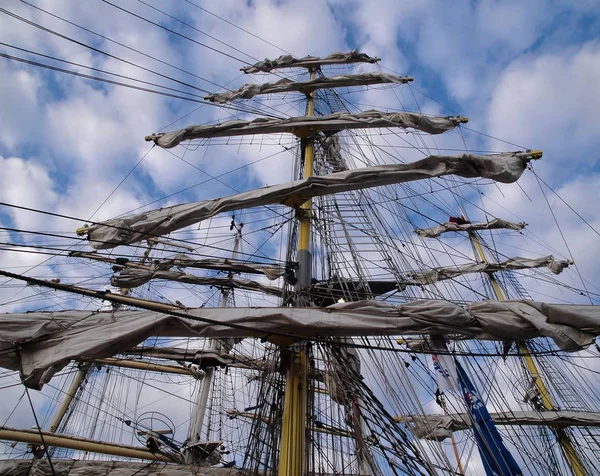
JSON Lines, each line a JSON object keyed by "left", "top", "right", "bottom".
{"left": 0, "top": 52, "right": 207, "bottom": 104}
{"left": 117, "top": 146, "right": 292, "bottom": 217}
{"left": 376, "top": 63, "right": 452, "bottom": 112}
{"left": 163, "top": 147, "right": 290, "bottom": 221}
{"left": 183, "top": 0, "right": 293, "bottom": 55}
{"left": 152, "top": 72, "right": 248, "bottom": 134}
{"left": 0, "top": 42, "right": 207, "bottom": 99}
{"left": 509, "top": 269, "right": 600, "bottom": 300}
{"left": 239, "top": 218, "right": 291, "bottom": 264}
{"left": 531, "top": 171, "right": 594, "bottom": 305}
{"left": 2, "top": 388, "right": 26, "bottom": 426}
{"left": 100, "top": 0, "right": 251, "bottom": 65}
{"left": 531, "top": 168, "right": 600, "bottom": 239}
{"left": 0, "top": 7, "right": 214, "bottom": 94}
{"left": 0, "top": 233, "right": 286, "bottom": 269}
{"left": 135, "top": 0, "right": 258, "bottom": 63}
{"left": 23, "top": 383, "right": 57, "bottom": 475}
{"left": 88, "top": 145, "right": 156, "bottom": 222}
{"left": 19, "top": 0, "right": 217, "bottom": 90}
{"left": 407, "top": 81, "right": 460, "bottom": 116}
{"left": 460, "top": 125, "right": 529, "bottom": 150}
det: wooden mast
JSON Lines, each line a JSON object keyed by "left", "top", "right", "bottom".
{"left": 469, "top": 230, "right": 586, "bottom": 476}
{"left": 278, "top": 68, "right": 316, "bottom": 476}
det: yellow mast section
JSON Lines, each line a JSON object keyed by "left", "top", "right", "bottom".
{"left": 278, "top": 69, "right": 316, "bottom": 476}
{"left": 469, "top": 231, "right": 585, "bottom": 476}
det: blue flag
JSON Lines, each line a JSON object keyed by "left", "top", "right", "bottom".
{"left": 455, "top": 359, "right": 523, "bottom": 476}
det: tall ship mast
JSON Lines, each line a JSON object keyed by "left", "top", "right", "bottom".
{"left": 0, "top": 15, "right": 599, "bottom": 476}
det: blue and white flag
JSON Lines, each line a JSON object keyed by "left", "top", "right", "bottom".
{"left": 432, "top": 352, "right": 459, "bottom": 393}
{"left": 456, "top": 360, "right": 523, "bottom": 476}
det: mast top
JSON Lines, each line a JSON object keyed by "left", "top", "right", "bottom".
{"left": 241, "top": 50, "right": 380, "bottom": 73}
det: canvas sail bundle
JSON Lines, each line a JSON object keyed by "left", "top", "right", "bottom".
{"left": 71, "top": 251, "right": 286, "bottom": 280}
{"left": 169, "top": 254, "right": 286, "bottom": 280}
{"left": 126, "top": 346, "right": 267, "bottom": 370}
{"left": 241, "top": 50, "right": 380, "bottom": 73}
{"left": 406, "top": 411, "right": 600, "bottom": 441}
{"left": 145, "top": 110, "right": 468, "bottom": 149}
{"left": 82, "top": 152, "right": 536, "bottom": 250}
{"left": 205, "top": 72, "right": 413, "bottom": 104}
{"left": 0, "top": 460, "right": 240, "bottom": 476}
{"left": 407, "top": 255, "right": 570, "bottom": 285}
{"left": 2, "top": 299, "right": 599, "bottom": 388}
{"left": 415, "top": 218, "right": 527, "bottom": 238}
{"left": 111, "top": 268, "right": 283, "bottom": 296}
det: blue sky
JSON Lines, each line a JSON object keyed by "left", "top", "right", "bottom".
{"left": 0, "top": 0, "right": 598, "bottom": 304}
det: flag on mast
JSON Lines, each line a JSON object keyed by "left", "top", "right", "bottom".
{"left": 455, "top": 359, "right": 523, "bottom": 476}
{"left": 432, "top": 352, "right": 459, "bottom": 393}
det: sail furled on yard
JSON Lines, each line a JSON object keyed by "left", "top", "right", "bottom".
{"left": 3, "top": 299, "right": 600, "bottom": 388}
{"left": 405, "top": 411, "right": 600, "bottom": 441}
{"left": 111, "top": 268, "right": 283, "bottom": 296}
{"left": 81, "top": 152, "right": 538, "bottom": 249}
{"left": 71, "top": 251, "right": 286, "bottom": 280}
{"left": 241, "top": 50, "right": 380, "bottom": 73}
{"left": 169, "top": 254, "right": 285, "bottom": 280}
{"left": 205, "top": 72, "right": 413, "bottom": 104}
{"left": 415, "top": 218, "right": 527, "bottom": 238}
{"left": 145, "top": 110, "right": 467, "bottom": 149}
{"left": 455, "top": 360, "right": 523, "bottom": 476}
{"left": 408, "top": 255, "right": 570, "bottom": 285}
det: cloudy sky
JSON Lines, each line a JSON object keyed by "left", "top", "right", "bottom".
{"left": 0, "top": 0, "right": 599, "bottom": 472}
{"left": 0, "top": 0, "right": 598, "bottom": 307}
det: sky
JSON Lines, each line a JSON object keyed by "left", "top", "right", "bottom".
{"left": 0, "top": 0, "right": 600, "bottom": 473}
{"left": 0, "top": 0, "right": 598, "bottom": 302}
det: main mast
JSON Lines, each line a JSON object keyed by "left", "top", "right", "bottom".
{"left": 277, "top": 67, "right": 315, "bottom": 476}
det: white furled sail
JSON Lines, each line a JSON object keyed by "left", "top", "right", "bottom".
{"left": 169, "top": 254, "right": 286, "bottom": 280}
{"left": 80, "top": 151, "right": 539, "bottom": 249}
{"left": 404, "top": 411, "right": 600, "bottom": 441}
{"left": 205, "top": 72, "right": 413, "bottom": 103}
{"left": 407, "top": 255, "right": 571, "bottom": 285}
{"left": 415, "top": 218, "right": 527, "bottom": 238}
{"left": 71, "top": 251, "right": 286, "bottom": 280}
{"left": 111, "top": 268, "right": 283, "bottom": 296}
{"left": 241, "top": 50, "right": 380, "bottom": 73}
{"left": 145, "top": 110, "right": 468, "bottom": 149}
{"left": 3, "top": 299, "right": 599, "bottom": 388}
{"left": 0, "top": 459, "right": 242, "bottom": 476}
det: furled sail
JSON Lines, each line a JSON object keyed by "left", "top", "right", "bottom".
{"left": 145, "top": 110, "right": 468, "bottom": 149}
{"left": 71, "top": 251, "right": 286, "bottom": 280}
{"left": 404, "top": 411, "right": 600, "bottom": 441}
{"left": 205, "top": 72, "right": 413, "bottom": 104}
{"left": 126, "top": 346, "right": 267, "bottom": 370}
{"left": 0, "top": 457, "right": 193, "bottom": 475}
{"left": 169, "top": 254, "right": 286, "bottom": 280}
{"left": 81, "top": 151, "right": 539, "bottom": 249}
{"left": 241, "top": 50, "right": 380, "bottom": 73}
{"left": 111, "top": 268, "right": 282, "bottom": 296}
{"left": 407, "top": 255, "right": 570, "bottom": 285}
{"left": 415, "top": 218, "right": 527, "bottom": 238}
{"left": 3, "top": 299, "right": 599, "bottom": 388}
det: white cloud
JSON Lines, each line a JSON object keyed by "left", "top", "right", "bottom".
{"left": 487, "top": 41, "right": 600, "bottom": 169}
